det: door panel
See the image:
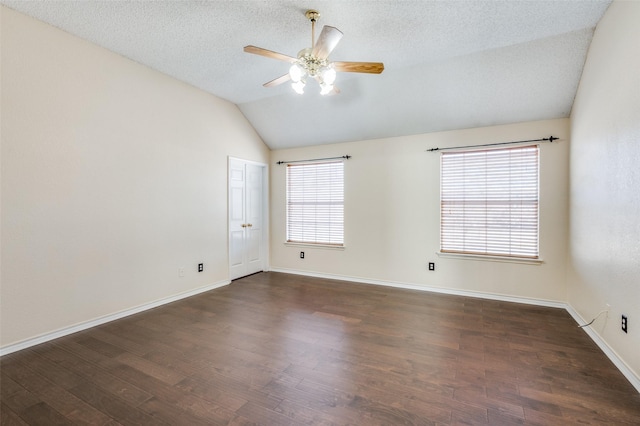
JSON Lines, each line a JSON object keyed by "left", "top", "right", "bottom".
{"left": 230, "top": 188, "right": 244, "bottom": 220}
{"left": 229, "top": 159, "right": 246, "bottom": 279}
{"left": 247, "top": 229, "right": 261, "bottom": 263}
{"left": 229, "top": 230, "right": 244, "bottom": 268}
{"left": 245, "top": 163, "right": 263, "bottom": 275}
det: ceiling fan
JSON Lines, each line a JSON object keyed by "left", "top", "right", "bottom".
{"left": 244, "top": 9, "right": 384, "bottom": 95}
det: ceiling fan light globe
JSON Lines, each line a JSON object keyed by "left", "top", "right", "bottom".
{"left": 292, "top": 80, "right": 305, "bottom": 94}
{"left": 289, "top": 63, "right": 305, "bottom": 83}
{"left": 320, "top": 83, "right": 334, "bottom": 96}
{"left": 320, "top": 65, "right": 336, "bottom": 85}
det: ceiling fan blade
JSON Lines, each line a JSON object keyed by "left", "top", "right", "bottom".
{"left": 244, "top": 45, "right": 297, "bottom": 63}
{"left": 312, "top": 26, "right": 343, "bottom": 59}
{"left": 263, "top": 74, "right": 291, "bottom": 88}
{"left": 333, "top": 61, "right": 384, "bottom": 74}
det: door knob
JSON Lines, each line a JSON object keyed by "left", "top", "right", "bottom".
{"left": 241, "top": 224, "right": 247, "bottom": 228}
{"left": 247, "top": 223, "right": 253, "bottom": 227}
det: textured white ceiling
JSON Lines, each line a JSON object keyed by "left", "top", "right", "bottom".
{"left": 1, "top": 0, "right": 612, "bottom": 149}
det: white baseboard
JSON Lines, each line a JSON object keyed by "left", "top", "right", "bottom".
{"left": 565, "top": 305, "right": 640, "bottom": 393}
{"left": 269, "top": 267, "right": 640, "bottom": 393}
{"left": 0, "top": 279, "right": 231, "bottom": 357}
{"left": 269, "top": 268, "right": 566, "bottom": 309}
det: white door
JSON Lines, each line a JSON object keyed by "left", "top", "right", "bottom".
{"left": 229, "top": 158, "right": 265, "bottom": 280}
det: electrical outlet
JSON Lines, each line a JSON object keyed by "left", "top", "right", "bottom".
{"left": 198, "top": 263, "right": 203, "bottom": 272}
{"left": 622, "top": 315, "right": 628, "bottom": 333}
{"left": 178, "top": 267, "right": 185, "bottom": 277}
{"left": 300, "top": 251, "right": 305, "bottom": 259}
{"left": 428, "top": 262, "right": 435, "bottom": 271}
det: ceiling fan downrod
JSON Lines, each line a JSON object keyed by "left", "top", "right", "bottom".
{"left": 305, "top": 10, "right": 319, "bottom": 50}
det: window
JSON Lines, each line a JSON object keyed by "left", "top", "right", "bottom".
{"left": 286, "top": 161, "right": 344, "bottom": 246}
{"left": 440, "top": 145, "right": 539, "bottom": 259}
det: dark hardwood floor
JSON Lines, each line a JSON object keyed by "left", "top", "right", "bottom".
{"left": 2, "top": 272, "right": 639, "bottom": 425}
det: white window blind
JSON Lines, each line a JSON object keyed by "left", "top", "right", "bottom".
{"left": 286, "top": 161, "right": 344, "bottom": 246}
{"left": 440, "top": 145, "right": 539, "bottom": 259}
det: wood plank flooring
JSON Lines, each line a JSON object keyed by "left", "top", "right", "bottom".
{"left": 2, "top": 272, "right": 639, "bottom": 425}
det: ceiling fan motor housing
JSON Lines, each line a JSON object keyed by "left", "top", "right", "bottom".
{"left": 295, "top": 48, "right": 328, "bottom": 77}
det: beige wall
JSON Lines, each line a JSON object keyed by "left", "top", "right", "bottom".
{"left": 271, "top": 118, "right": 570, "bottom": 302}
{"left": 0, "top": 7, "right": 269, "bottom": 347}
{"left": 568, "top": 0, "right": 640, "bottom": 378}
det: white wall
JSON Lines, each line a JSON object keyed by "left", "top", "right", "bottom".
{"left": 0, "top": 7, "right": 269, "bottom": 348}
{"left": 271, "top": 118, "right": 570, "bottom": 303}
{"left": 568, "top": 0, "right": 640, "bottom": 379}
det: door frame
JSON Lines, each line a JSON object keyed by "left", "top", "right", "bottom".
{"left": 228, "top": 156, "right": 269, "bottom": 279}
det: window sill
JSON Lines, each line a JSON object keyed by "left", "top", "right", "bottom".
{"left": 437, "top": 252, "right": 544, "bottom": 265}
{"left": 285, "top": 242, "right": 345, "bottom": 251}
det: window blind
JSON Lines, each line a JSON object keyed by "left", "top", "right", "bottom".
{"left": 440, "top": 145, "right": 539, "bottom": 259}
{"left": 286, "top": 161, "right": 344, "bottom": 246}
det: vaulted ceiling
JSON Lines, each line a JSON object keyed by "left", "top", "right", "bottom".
{"left": 1, "top": 1, "right": 612, "bottom": 149}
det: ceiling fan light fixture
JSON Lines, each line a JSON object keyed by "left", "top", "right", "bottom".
{"left": 319, "top": 64, "right": 336, "bottom": 85}
{"left": 289, "top": 63, "right": 305, "bottom": 83}
{"left": 319, "top": 82, "right": 334, "bottom": 96}
{"left": 292, "top": 80, "right": 306, "bottom": 94}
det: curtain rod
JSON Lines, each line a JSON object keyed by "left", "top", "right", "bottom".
{"left": 426, "top": 136, "right": 558, "bottom": 152}
{"left": 276, "top": 155, "right": 351, "bottom": 165}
